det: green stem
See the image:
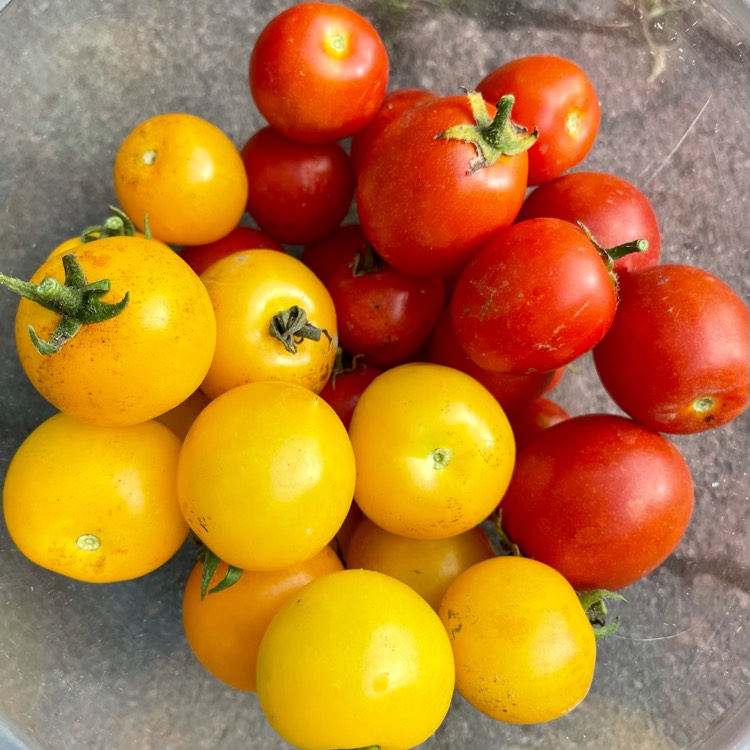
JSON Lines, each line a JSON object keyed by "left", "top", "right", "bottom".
{"left": 196, "top": 545, "right": 243, "bottom": 600}
{"left": 578, "top": 589, "right": 628, "bottom": 640}
{"left": 269, "top": 305, "right": 332, "bottom": 355}
{"left": 492, "top": 510, "right": 523, "bottom": 557}
{"left": 577, "top": 222, "right": 648, "bottom": 272}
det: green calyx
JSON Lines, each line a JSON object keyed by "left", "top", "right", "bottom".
{"left": 269, "top": 305, "right": 333, "bottom": 355}
{"left": 577, "top": 222, "right": 649, "bottom": 274}
{"left": 80, "top": 205, "right": 149, "bottom": 243}
{"left": 196, "top": 544, "right": 243, "bottom": 600}
{"left": 578, "top": 589, "right": 628, "bottom": 640}
{"left": 435, "top": 89, "right": 538, "bottom": 174}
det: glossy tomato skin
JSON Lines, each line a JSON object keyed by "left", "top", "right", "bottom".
{"left": 517, "top": 171, "right": 661, "bottom": 273}
{"left": 508, "top": 396, "right": 571, "bottom": 450}
{"left": 240, "top": 126, "right": 355, "bottom": 245}
{"left": 451, "top": 218, "right": 617, "bottom": 374}
{"left": 593, "top": 264, "right": 749, "bottom": 433}
{"left": 500, "top": 414, "right": 694, "bottom": 591}
{"left": 357, "top": 93, "right": 529, "bottom": 277}
{"left": 249, "top": 3, "right": 389, "bottom": 144}
{"left": 476, "top": 54, "right": 600, "bottom": 185}
{"left": 318, "top": 357, "right": 383, "bottom": 429}
{"left": 300, "top": 223, "right": 369, "bottom": 283}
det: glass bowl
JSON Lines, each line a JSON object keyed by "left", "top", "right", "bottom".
{"left": 0, "top": 1, "right": 748, "bottom": 748}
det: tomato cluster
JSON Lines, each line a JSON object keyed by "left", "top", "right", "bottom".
{"left": 1, "top": 2, "right": 748, "bottom": 749}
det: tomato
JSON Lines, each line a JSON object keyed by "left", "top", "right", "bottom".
{"left": 439, "top": 556, "right": 596, "bottom": 723}
{"left": 318, "top": 352, "right": 383, "bottom": 429}
{"left": 240, "top": 125, "right": 355, "bottom": 245}
{"left": 346, "top": 517, "right": 495, "bottom": 611}
{"left": 499, "top": 414, "right": 694, "bottom": 590}
{"left": 356, "top": 90, "right": 532, "bottom": 277}
{"left": 451, "top": 218, "right": 618, "bottom": 374}
{"left": 3, "top": 413, "right": 187, "bottom": 583}
{"left": 177, "top": 380, "right": 355, "bottom": 572}
{"left": 5, "top": 236, "right": 216, "bottom": 426}
{"left": 256, "top": 568, "right": 455, "bottom": 750}
{"left": 348, "top": 362, "right": 516, "bottom": 539}
{"left": 300, "top": 223, "right": 369, "bottom": 283}
{"left": 113, "top": 113, "right": 248, "bottom": 246}
{"left": 476, "top": 54, "right": 601, "bottom": 185}
{"left": 155, "top": 388, "right": 211, "bottom": 441}
{"left": 325, "top": 248, "right": 446, "bottom": 367}
{"left": 182, "top": 546, "right": 343, "bottom": 692}
{"left": 178, "top": 225, "right": 284, "bottom": 277}
{"left": 507, "top": 396, "right": 571, "bottom": 450}
{"left": 593, "top": 264, "right": 749, "bottom": 433}
{"left": 249, "top": 2, "right": 389, "bottom": 144}
{"left": 199, "top": 249, "right": 338, "bottom": 400}
{"left": 333, "top": 500, "right": 365, "bottom": 561}
{"left": 517, "top": 171, "right": 661, "bottom": 273}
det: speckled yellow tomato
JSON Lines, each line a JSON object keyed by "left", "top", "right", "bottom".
{"left": 256, "top": 569, "right": 455, "bottom": 750}
{"left": 2, "top": 413, "right": 187, "bottom": 583}
{"left": 113, "top": 113, "right": 248, "bottom": 246}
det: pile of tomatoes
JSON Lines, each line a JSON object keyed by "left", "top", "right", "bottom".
{"left": 1, "top": 2, "right": 748, "bottom": 748}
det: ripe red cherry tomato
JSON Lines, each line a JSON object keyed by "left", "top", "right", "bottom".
{"left": 500, "top": 413, "right": 694, "bottom": 591}
{"left": 517, "top": 171, "right": 661, "bottom": 273}
{"left": 240, "top": 126, "right": 355, "bottom": 245}
{"left": 476, "top": 54, "right": 600, "bottom": 185}
{"left": 508, "top": 396, "right": 571, "bottom": 450}
{"left": 593, "top": 264, "right": 749, "bottom": 433}
{"left": 318, "top": 354, "right": 383, "bottom": 429}
{"left": 300, "top": 223, "right": 368, "bottom": 283}
{"left": 249, "top": 2, "right": 389, "bottom": 144}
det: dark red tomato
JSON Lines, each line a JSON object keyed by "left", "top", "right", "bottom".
{"left": 544, "top": 367, "right": 565, "bottom": 394}
{"left": 300, "top": 224, "right": 368, "bottom": 283}
{"left": 349, "top": 88, "right": 437, "bottom": 174}
{"left": 593, "top": 264, "right": 749, "bottom": 434}
{"left": 517, "top": 171, "right": 661, "bottom": 273}
{"left": 451, "top": 218, "right": 617, "bottom": 374}
{"left": 500, "top": 413, "right": 694, "bottom": 591}
{"left": 249, "top": 2, "right": 389, "bottom": 144}
{"left": 356, "top": 91, "right": 532, "bottom": 277}
{"left": 179, "top": 226, "right": 284, "bottom": 276}
{"left": 476, "top": 55, "right": 600, "bottom": 185}
{"left": 325, "top": 249, "right": 446, "bottom": 367}
{"left": 241, "top": 126, "right": 355, "bottom": 245}
{"left": 318, "top": 356, "right": 383, "bottom": 429}
{"left": 507, "top": 396, "right": 570, "bottom": 450}
{"left": 428, "top": 307, "right": 554, "bottom": 414}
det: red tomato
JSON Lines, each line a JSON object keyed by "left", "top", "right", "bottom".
{"left": 500, "top": 413, "right": 694, "bottom": 590}
{"left": 240, "top": 126, "right": 355, "bottom": 245}
{"left": 249, "top": 2, "right": 389, "bottom": 144}
{"left": 178, "top": 226, "right": 284, "bottom": 276}
{"left": 593, "top": 264, "right": 749, "bottom": 433}
{"left": 451, "top": 218, "right": 618, "bottom": 374}
{"left": 356, "top": 91, "right": 532, "bottom": 277}
{"left": 318, "top": 354, "right": 383, "bottom": 429}
{"left": 517, "top": 171, "right": 661, "bottom": 273}
{"left": 300, "top": 224, "right": 368, "bottom": 283}
{"left": 507, "top": 396, "right": 571, "bottom": 450}
{"left": 476, "top": 54, "right": 601, "bottom": 185}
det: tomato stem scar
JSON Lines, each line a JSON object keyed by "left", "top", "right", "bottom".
{"left": 269, "top": 305, "right": 333, "bottom": 354}
{"left": 430, "top": 447, "right": 452, "bottom": 469}
{"left": 76, "top": 534, "right": 101, "bottom": 551}
{"left": 142, "top": 149, "right": 158, "bottom": 165}
{"left": 692, "top": 396, "right": 715, "bottom": 412}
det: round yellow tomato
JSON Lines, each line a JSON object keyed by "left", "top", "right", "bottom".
{"left": 199, "top": 249, "right": 338, "bottom": 399}
{"left": 256, "top": 568, "right": 456, "bottom": 750}
{"left": 177, "top": 380, "right": 355, "bottom": 571}
{"left": 346, "top": 517, "right": 496, "bottom": 610}
{"left": 439, "top": 555, "right": 596, "bottom": 724}
{"left": 348, "top": 362, "right": 516, "bottom": 539}
{"left": 113, "top": 113, "right": 248, "bottom": 246}
{"left": 12, "top": 236, "right": 216, "bottom": 426}
{"left": 182, "top": 546, "right": 343, "bottom": 692}
{"left": 2, "top": 413, "right": 188, "bottom": 583}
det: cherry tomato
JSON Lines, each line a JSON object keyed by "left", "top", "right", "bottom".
{"left": 155, "top": 388, "right": 211, "bottom": 441}
{"left": 300, "top": 223, "right": 369, "bottom": 283}
{"left": 517, "top": 171, "right": 661, "bottom": 273}
{"left": 346, "top": 517, "right": 495, "bottom": 610}
{"left": 439, "top": 556, "right": 596, "bottom": 723}
{"left": 182, "top": 546, "right": 343, "bottom": 692}
{"left": 451, "top": 218, "right": 617, "bottom": 374}
{"left": 256, "top": 569, "right": 455, "bottom": 750}
{"left": 593, "top": 264, "right": 749, "bottom": 433}
{"left": 240, "top": 125, "right": 355, "bottom": 245}
{"left": 7, "top": 236, "right": 216, "bottom": 426}
{"left": 348, "top": 362, "right": 516, "bottom": 539}
{"left": 500, "top": 414, "right": 694, "bottom": 590}
{"left": 199, "top": 249, "right": 338, "bottom": 400}
{"left": 357, "top": 90, "right": 532, "bottom": 277}
{"left": 476, "top": 54, "right": 601, "bottom": 185}
{"left": 318, "top": 352, "right": 383, "bottom": 429}
{"left": 508, "top": 396, "right": 571, "bottom": 450}
{"left": 249, "top": 2, "right": 389, "bottom": 144}
{"left": 178, "top": 225, "right": 284, "bottom": 277}
{"left": 113, "top": 113, "right": 248, "bottom": 246}
{"left": 177, "top": 380, "right": 355, "bottom": 572}
{"left": 3, "top": 413, "right": 187, "bottom": 583}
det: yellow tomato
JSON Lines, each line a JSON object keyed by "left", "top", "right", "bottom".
{"left": 256, "top": 568, "right": 456, "bottom": 750}
{"left": 439, "top": 556, "right": 596, "bottom": 724}
{"left": 177, "top": 380, "right": 355, "bottom": 571}
{"left": 113, "top": 113, "right": 248, "bottom": 246}
{"left": 348, "top": 362, "right": 516, "bottom": 539}
{"left": 2, "top": 413, "right": 187, "bottom": 583}
{"left": 199, "top": 249, "right": 338, "bottom": 399}
{"left": 46, "top": 231, "right": 171, "bottom": 262}
{"left": 182, "top": 546, "right": 343, "bottom": 692}
{"left": 155, "top": 388, "right": 211, "bottom": 441}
